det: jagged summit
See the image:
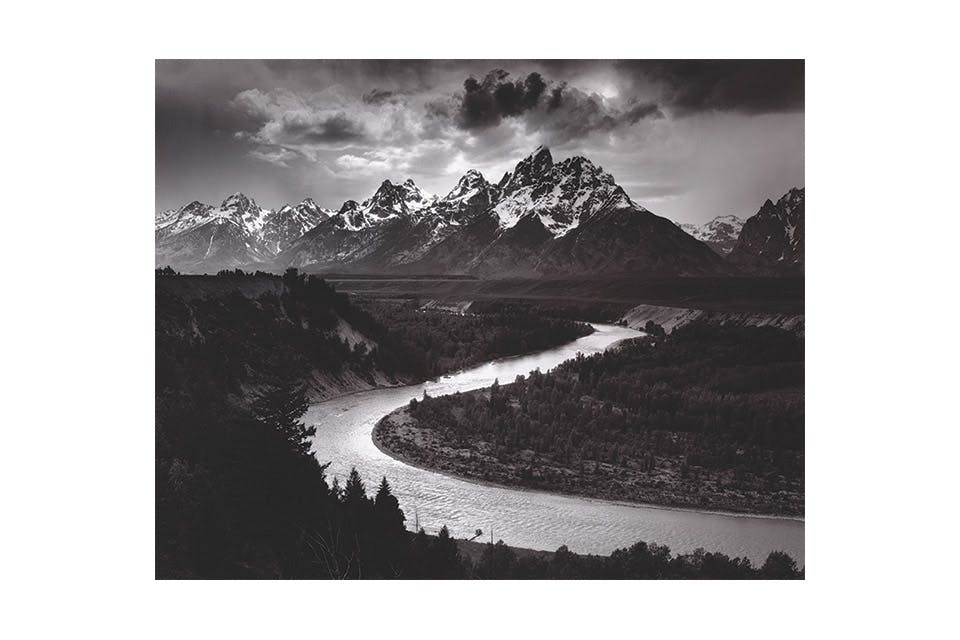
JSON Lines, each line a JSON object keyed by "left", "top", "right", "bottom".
{"left": 728, "top": 187, "right": 804, "bottom": 272}
{"left": 338, "top": 200, "right": 359, "bottom": 214}
{"left": 503, "top": 145, "right": 554, "bottom": 194}
{"left": 445, "top": 169, "right": 490, "bottom": 201}
{"left": 219, "top": 192, "right": 257, "bottom": 210}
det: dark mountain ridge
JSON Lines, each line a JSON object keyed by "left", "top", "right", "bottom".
{"left": 728, "top": 188, "right": 804, "bottom": 274}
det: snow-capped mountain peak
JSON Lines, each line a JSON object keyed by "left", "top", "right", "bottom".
{"left": 329, "top": 179, "right": 440, "bottom": 232}
{"left": 220, "top": 191, "right": 252, "bottom": 209}
{"left": 261, "top": 198, "right": 331, "bottom": 253}
{"left": 398, "top": 178, "right": 436, "bottom": 212}
{"left": 678, "top": 214, "right": 745, "bottom": 255}
{"left": 490, "top": 146, "right": 641, "bottom": 237}
{"left": 444, "top": 169, "right": 490, "bottom": 203}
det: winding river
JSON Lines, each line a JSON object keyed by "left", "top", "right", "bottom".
{"left": 304, "top": 324, "right": 804, "bottom": 565}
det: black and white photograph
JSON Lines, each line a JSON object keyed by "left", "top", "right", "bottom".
{"left": 156, "top": 59, "right": 805, "bottom": 579}
{"left": 7, "top": 2, "right": 957, "bottom": 635}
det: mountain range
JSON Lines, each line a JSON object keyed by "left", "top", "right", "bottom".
{"left": 155, "top": 194, "right": 334, "bottom": 271}
{"left": 156, "top": 147, "right": 803, "bottom": 277}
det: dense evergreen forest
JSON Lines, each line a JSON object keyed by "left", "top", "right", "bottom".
{"left": 384, "top": 323, "right": 804, "bottom": 515}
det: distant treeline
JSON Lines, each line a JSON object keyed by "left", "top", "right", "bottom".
{"left": 357, "top": 298, "right": 593, "bottom": 378}
{"left": 470, "top": 539, "right": 801, "bottom": 579}
{"left": 468, "top": 298, "right": 633, "bottom": 324}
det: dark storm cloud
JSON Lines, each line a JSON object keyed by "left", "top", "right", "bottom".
{"left": 526, "top": 83, "right": 663, "bottom": 143}
{"left": 456, "top": 70, "right": 548, "bottom": 129}
{"left": 547, "top": 85, "right": 564, "bottom": 110}
{"left": 623, "top": 60, "right": 804, "bottom": 115}
{"left": 449, "top": 69, "right": 663, "bottom": 144}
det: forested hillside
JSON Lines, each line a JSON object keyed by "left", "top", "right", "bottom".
{"left": 157, "top": 270, "right": 415, "bottom": 399}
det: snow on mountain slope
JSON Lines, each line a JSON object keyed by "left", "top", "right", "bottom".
{"left": 262, "top": 198, "right": 334, "bottom": 253}
{"left": 334, "top": 179, "right": 437, "bottom": 231}
{"left": 678, "top": 215, "right": 745, "bottom": 255}
{"left": 278, "top": 174, "right": 498, "bottom": 270}
{"left": 156, "top": 193, "right": 332, "bottom": 271}
{"left": 491, "top": 147, "right": 644, "bottom": 237}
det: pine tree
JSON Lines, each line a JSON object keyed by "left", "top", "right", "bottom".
{"left": 344, "top": 467, "right": 367, "bottom": 505}
{"left": 252, "top": 383, "right": 314, "bottom": 456}
{"left": 427, "top": 525, "right": 464, "bottom": 579}
{"left": 374, "top": 477, "right": 404, "bottom": 529}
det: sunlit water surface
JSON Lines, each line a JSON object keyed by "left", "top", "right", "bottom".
{"left": 304, "top": 324, "right": 804, "bottom": 565}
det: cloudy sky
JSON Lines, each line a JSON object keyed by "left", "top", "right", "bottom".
{"left": 156, "top": 60, "right": 803, "bottom": 224}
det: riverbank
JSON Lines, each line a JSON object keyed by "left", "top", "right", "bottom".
{"left": 373, "top": 403, "right": 804, "bottom": 518}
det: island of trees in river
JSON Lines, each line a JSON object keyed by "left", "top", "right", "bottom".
{"left": 376, "top": 323, "right": 804, "bottom": 516}
{"left": 156, "top": 269, "right": 802, "bottom": 578}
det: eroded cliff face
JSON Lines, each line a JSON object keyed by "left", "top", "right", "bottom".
{"left": 620, "top": 303, "right": 804, "bottom": 335}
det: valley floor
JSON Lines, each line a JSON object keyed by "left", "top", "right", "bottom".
{"left": 328, "top": 274, "right": 805, "bottom": 315}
